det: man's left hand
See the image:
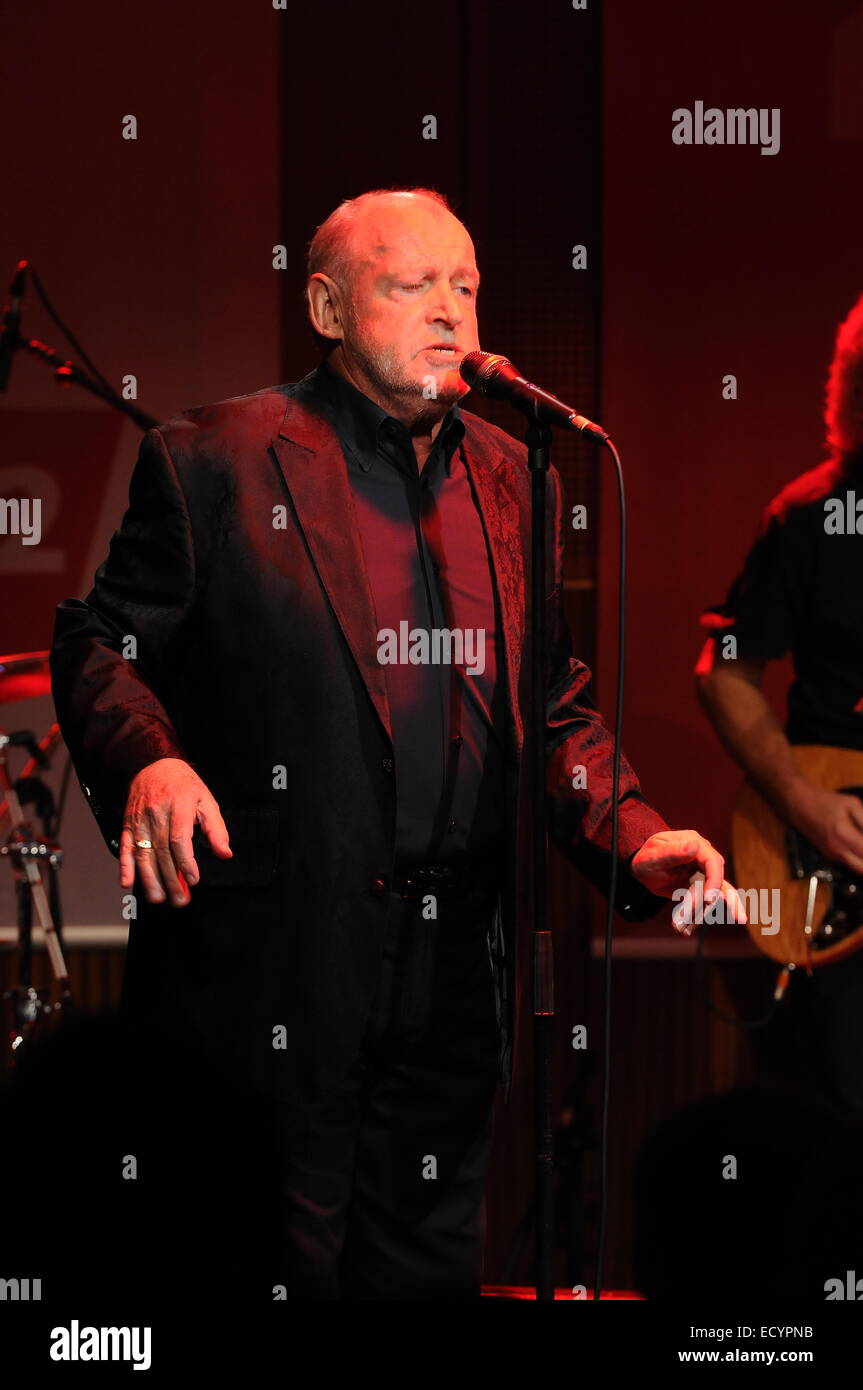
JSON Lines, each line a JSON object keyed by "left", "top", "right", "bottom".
{"left": 629, "top": 830, "right": 747, "bottom": 934}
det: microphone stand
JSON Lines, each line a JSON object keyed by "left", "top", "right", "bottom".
{"left": 16, "top": 336, "right": 158, "bottom": 430}
{"left": 525, "top": 408, "right": 555, "bottom": 1301}
{"left": 0, "top": 729, "right": 72, "bottom": 1060}
{"left": 461, "top": 350, "right": 617, "bottom": 1302}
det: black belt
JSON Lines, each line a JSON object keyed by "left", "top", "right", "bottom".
{"left": 390, "top": 858, "right": 501, "bottom": 901}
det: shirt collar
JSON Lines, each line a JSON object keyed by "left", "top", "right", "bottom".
{"left": 313, "top": 356, "right": 465, "bottom": 473}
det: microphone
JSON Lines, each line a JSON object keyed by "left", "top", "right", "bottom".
{"left": 460, "top": 350, "right": 610, "bottom": 444}
{"left": 0, "top": 260, "right": 28, "bottom": 393}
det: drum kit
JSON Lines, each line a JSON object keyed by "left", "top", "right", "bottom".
{"left": 0, "top": 258, "right": 155, "bottom": 1066}
{"left": 0, "top": 649, "right": 74, "bottom": 1061}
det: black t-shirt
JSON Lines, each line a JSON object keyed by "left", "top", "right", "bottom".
{"left": 700, "top": 450, "right": 863, "bottom": 750}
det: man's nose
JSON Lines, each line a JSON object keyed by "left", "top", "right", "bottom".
{"left": 428, "top": 284, "right": 463, "bottom": 327}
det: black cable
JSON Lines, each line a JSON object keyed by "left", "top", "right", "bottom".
{"left": 592, "top": 437, "right": 625, "bottom": 1302}
{"left": 589, "top": 445, "right": 777, "bottom": 1302}
{"left": 693, "top": 925, "right": 781, "bottom": 1029}
{"left": 27, "top": 263, "right": 119, "bottom": 399}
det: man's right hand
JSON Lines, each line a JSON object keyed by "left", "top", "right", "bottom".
{"left": 119, "top": 757, "right": 232, "bottom": 907}
{"left": 786, "top": 780, "right": 863, "bottom": 876}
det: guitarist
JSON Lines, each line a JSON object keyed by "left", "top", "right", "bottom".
{"left": 695, "top": 291, "right": 863, "bottom": 1111}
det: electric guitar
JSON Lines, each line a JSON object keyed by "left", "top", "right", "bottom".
{"left": 731, "top": 745, "right": 863, "bottom": 968}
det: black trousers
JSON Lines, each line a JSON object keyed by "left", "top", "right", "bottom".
{"left": 275, "top": 877, "right": 502, "bottom": 1299}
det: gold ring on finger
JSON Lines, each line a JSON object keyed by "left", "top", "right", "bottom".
{"left": 135, "top": 839, "right": 153, "bottom": 850}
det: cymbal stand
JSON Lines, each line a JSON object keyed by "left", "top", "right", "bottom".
{"left": 0, "top": 729, "right": 73, "bottom": 1060}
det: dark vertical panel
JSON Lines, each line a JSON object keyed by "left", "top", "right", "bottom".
{"left": 279, "top": 0, "right": 480, "bottom": 378}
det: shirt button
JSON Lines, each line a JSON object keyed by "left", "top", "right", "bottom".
{"left": 453, "top": 735, "right": 463, "bottom": 747}
{"left": 369, "top": 877, "right": 387, "bottom": 896}
{"left": 447, "top": 819, "right": 457, "bottom": 833}
{"left": 381, "top": 757, "right": 394, "bottom": 773}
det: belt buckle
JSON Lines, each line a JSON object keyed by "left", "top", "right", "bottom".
{"left": 399, "top": 863, "right": 463, "bottom": 901}
{"left": 425, "top": 864, "right": 457, "bottom": 898}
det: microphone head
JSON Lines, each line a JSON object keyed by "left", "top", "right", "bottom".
{"left": 459, "top": 350, "right": 513, "bottom": 394}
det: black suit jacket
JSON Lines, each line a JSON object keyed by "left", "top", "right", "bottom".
{"left": 50, "top": 368, "right": 669, "bottom": 1104}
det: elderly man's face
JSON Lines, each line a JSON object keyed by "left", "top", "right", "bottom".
{"left": 336, "top": 201, "right": 480, "bottom": 414}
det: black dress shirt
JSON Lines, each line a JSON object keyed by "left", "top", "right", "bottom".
{"left": 311, "top": 357, "right": 508, "bottom": 865}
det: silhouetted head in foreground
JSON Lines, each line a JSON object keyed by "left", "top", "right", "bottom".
{"left": 634, "top": 1084, "right": 863, "bottom": 1301}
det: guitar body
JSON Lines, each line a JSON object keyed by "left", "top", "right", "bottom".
{"left": 731, "top": 745, "right": 863, "bottom": 967}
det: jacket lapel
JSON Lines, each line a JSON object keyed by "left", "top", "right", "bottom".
{"left": 460, "top": 427, "right": 526, "bottom": 764}
{"left": 270, "top": 384, "right": 527, "bottom": 764}
{"left": 271, "top": 392, "right": 393, "bottom": 744}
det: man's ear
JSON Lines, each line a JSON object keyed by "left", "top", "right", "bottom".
{"left": 306, "top": 273, "right": 345, "bottom": 344}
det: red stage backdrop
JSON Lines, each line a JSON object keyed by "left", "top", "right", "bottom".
{"left": 599, "top": 0, "right": 863, "bottom": 911}
{"left": 0, "top": 411, "right": 122, "bottom": 651}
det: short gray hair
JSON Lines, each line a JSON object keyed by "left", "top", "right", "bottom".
{"left": 305, "top": 187, "right": 455, "bottom": 355}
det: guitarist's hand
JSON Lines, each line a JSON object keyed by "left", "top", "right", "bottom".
{"left": 787, "top": 783, "right": 863, "bottom": 875}
{"left": 630, "top": 829, "right": 748, "bottom": 935}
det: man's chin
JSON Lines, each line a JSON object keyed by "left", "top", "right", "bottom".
{"left": 415, "top": 368, "right": 469, "bottom": 404}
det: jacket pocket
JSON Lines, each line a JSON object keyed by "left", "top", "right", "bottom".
{"left": 191, "top": 806, "right": 280, "bottom": 888}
